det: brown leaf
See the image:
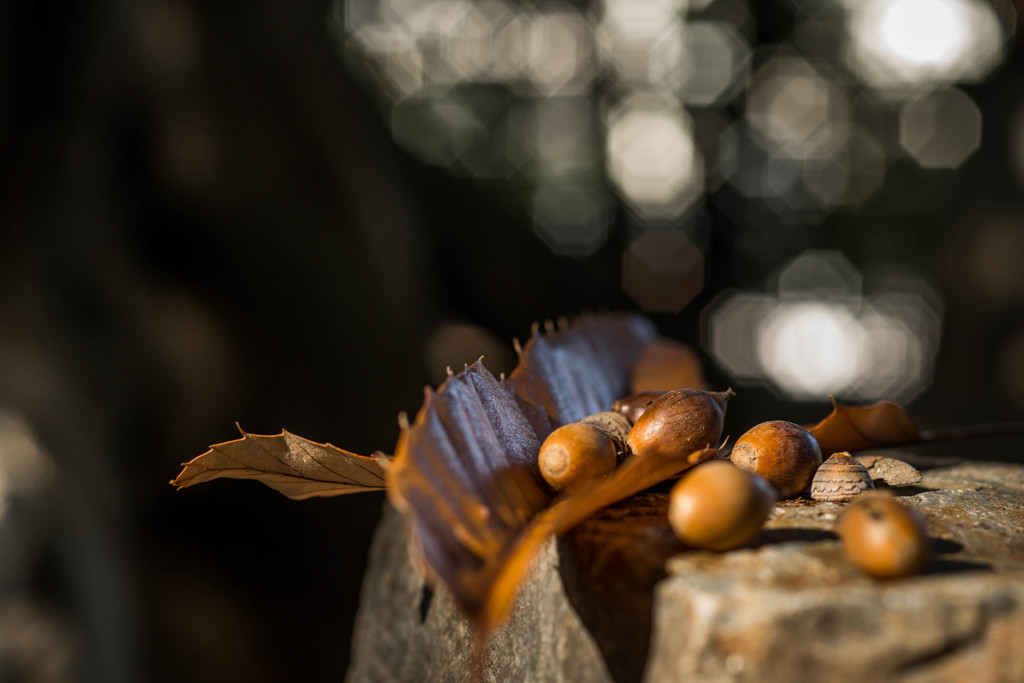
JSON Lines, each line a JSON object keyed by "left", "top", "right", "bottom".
{"left": 808, "top": 397, "right": 921, "bottom": 456}
{"left": 630, "top": 339, "right": 707, "bottom": 393}
{"left": 478, "top": 446, "right": 718, "bottom": 629}
{"left": 388, "top": 313, "right": 714, "bottom": 628}
{"left": 387, "top": 360, "right": 552, "bottom": 617}
{"left": 172, "top": 427, "right": 386, "bottom": 499}
{"left": 504, "top": 314, "right": 658, "bottom": 439}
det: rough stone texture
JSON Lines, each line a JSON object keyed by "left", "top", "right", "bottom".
{"left": 856, "top": 453, "right": 923, "bottom": 486}
{"left": 348, "top": 457, "right": 1024, "bottom": 682}
{"left": 346, "top": 503, "right": 614, "bottom": 683}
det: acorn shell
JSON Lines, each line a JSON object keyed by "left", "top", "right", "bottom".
{"left": 580, "top": 411, "right": 633, "bottom": 447}
{"left": 811, "top": 452, "right": 874, "bottom": 502}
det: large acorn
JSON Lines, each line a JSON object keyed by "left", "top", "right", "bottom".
{"left": 538, "top": 422, "right": 617, "bottom": 493}
{"left": 668, "top": 460, "right": 778, "bottom": 551}
{"left": 730, "top": 420, "right": 822, "bottom": 498}
{"left": 836, "top": 491, "right": 932, "bottom": 579}
{"left": 627, "top": 388, "right": 733, "bottom": 459}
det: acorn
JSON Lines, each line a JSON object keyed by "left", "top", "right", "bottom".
{"left": 538, "top": 422, "right": 617, "bottom": 493}
{"left": 730, "top": 421, "right": 822, "bottom": 498}
{"left": 580, "top": 411, "right": 633, "bottom": 448}
{"left": 811, "top": 452, "right": 874, "bottom": 502}
{"left": 626, "top": 388, "right": 733, "bottom": 459}
{"left": 611, "top": 391, "right": 666, "bottom": 424}
{"left": 836, "top": 491, "right": 932, "bottom": 579}
{"left": 668, "top": 460, "right": 778, "bottom": 551}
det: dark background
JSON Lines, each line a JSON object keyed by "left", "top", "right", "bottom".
{"left": 0, "top": 1, "right": 1022, "bottom": 681}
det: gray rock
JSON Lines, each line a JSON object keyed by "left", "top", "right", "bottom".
{"left": 855, "top": 454, "right": 922, "bottom": 486}
{"left": 348, "top": 458, "right": 1024, "bottom": 682}
{"left": 346, "top": 503, "right": 613, "bottom": 683}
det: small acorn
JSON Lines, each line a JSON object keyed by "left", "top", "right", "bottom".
{"left": 538, "top": 422, "right": 617, "bottom": 493}
{"left": 836, "top": 491, "right": 932, "bottom": 579}
{"left": 580, "top": 411, "right": 633, "bottom": 448}
{"left": 627, "top": 388, "right": 733, "bottom": 459}
{"left": 611, "top": 391, "right": 667, "bottom": 424}
{"left": 730, "top": 421, "right": 822, "bottom": 498}
{"left": 811, "top": 452, "right": 874, "bottom": 502}
{"left": 668, "top": 460, "right": 778, "bottom": 551}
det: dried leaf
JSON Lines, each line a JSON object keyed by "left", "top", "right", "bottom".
{"left": 172, "top": 427, "right": 386, "bottom": 500}
{"left": 504, "top": 314, "right": 657, "bottom": 439}
{"left": 387, "top": 360, "right": 552, "bottom": 617}
{"left": 478, "top": 446, "right": 718, "bottom": 629}
{"left": 388, "top": 313, "right": 702, "bottom": 626}
{"left": 808, "top": 397, "right": 921, "bottom": 456}
{"left": 630, "top": 339, "right": 707, "bottom": 393}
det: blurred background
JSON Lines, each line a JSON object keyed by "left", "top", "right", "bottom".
{"left": 0, "top": 0, "right": 1022, "bottom": 680}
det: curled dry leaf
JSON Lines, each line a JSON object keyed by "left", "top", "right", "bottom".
{"left": 171, "top": 427, "right": 387, "bottom": 500}
{"left": 173, "top": 313, "right": 718, "bottom": 632}
{"left": 504, "top": 315, "right": 658, "bottom": 439}
{"left": 477, "top": 446, "right": 718, "bottom": 629}
{"left": 807, "top": 397, "right": 921, "bottom": 456}
{"left": 388, "top": 313, "right": 715, "bottom": 629}
{"left": 386, "top": 360, "right": 552, "bottom": 616}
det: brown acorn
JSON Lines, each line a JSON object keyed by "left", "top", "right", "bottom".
{"left": 668, "top": 459, "right": 778, "bottom": 551}
{"left": 538, "top": 422, "right": 617, "bottom": 493}
{"left": 611, "top": 391, "right": 666, "bottom": 423}
{"left": 730, "top": 420, "right": 822, "bottom": 498}
{"left": 811, "top": 452, "right": 874, "bottom": 502}
{"left": 836, "top": 491, "right": 932, "bottom": 579}
{"left": 626, "top": 388, "right": 733, "bottom": 459}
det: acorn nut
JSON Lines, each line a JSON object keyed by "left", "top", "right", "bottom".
{"left": 668, "top": 460, "right": 778, "bottom": 551}
{"left": 580, "top": 411, "right": 633, "bottom": 449}
{"left": 811, "top": 452, "right": 874, "bottom": 502}
{"left": 611, "top": 391, "right": 666, "bottom": 424}
{"left": 538, "top": 422, "right": 617, "bottom": 493}
{"left": 836, "top": 491, "right": 932, "bottom": 579}
{"left": 627, "top": 388, "right": 733, "bottom": 459}
{"left": 730, "top": 420, "right": 822, "bottom": 498}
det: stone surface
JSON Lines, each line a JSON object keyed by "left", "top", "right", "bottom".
{"left": 346, "top": 503, "right": 614, "bottom": 683}
{"left": 348, "top": 457, "right": 1024, "bottom": 682}
{"left": 856, "top": 453, "right": 923, "bottom": 487}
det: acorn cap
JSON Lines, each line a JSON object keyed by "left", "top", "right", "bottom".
{"left": 811, "top": 452, "right": 874, "bottom": 502}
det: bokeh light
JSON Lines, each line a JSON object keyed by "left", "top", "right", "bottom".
{"left": 678, "top": 22, "right": 750, "bottom": 106}
{"left": 532, "top": 181, "right": 613, "bottom": 258}
{"left": 0, "top": 412, "right": 54, "bottom": 523}
{"left": 949, "top": 215, "right": 1024, "bottom": 307}
{"left": 704, "top": 250, "right": 943, "bottom": 401}
{"left": 846, "top": 0, "right": 1006, "bottom": 95}
{"left": 623, "top": 231, "right": 705, "bottom": 312}
{"left": 746, "top": 52, "right": 850, "bottom": 160}
{"left": 757, "top": 300, "right": 868, "bottom": 398}
{"left": 606, "top": 96, "right": 704, "bottom": 219}
{"left": 899, "top": 88, "right": 982, "bottom": 169}
{"left": 337, "top": 0, "right": 1014, "bottom": 258}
